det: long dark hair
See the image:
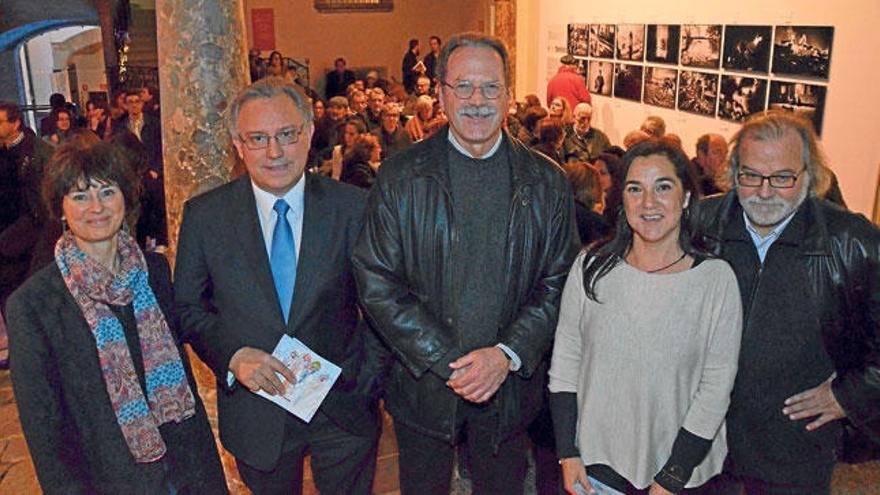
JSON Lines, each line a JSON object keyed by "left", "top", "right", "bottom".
{"left": 582, "top": 139, "right": 710, "bottom": 301}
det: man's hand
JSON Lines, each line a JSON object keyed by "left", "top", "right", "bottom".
{"left": 559, "top": 457, "right": 593, "bottom": 495}
{"left": 446, "top": 346, "right": 509, "bottom": 403}
{"left": 229, "top": 347, "right": 296, "bottom": 396}
{"left": 648, "top": 482, "right": 674, "bottom": 495}
{"left": 783, "top": 374, "right": 846, "bottom": 431}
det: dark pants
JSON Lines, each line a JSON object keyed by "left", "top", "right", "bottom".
{"left": 236, "top": 412, "right": 378, "bottom": 495}
{"left": 395, "top": 402, "right": 529, "bottom": 495}
{"left": 706, "top": 471, "right": 832, "bottom": 495}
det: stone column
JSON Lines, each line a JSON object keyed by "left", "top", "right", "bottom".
{"left": 155, "top": 0, "right": 249, "bottom": 261}
{"left": 494, "top": 0, "right": 516, "bottom": 95}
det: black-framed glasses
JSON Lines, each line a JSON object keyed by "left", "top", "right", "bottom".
{"left": 441, "top": 80, "right": 505, "bottom": 100}
{"left": 238, "top": 124, "right": 304, "bottom": 150}
{"left": 737, "top": 168, "right": 805, "bottom": 189}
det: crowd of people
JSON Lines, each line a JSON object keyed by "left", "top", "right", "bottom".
{"left": 0, "top": 31, "right": 878, "bottom": 495}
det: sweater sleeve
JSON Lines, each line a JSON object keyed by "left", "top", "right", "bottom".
{"left": 548, "top": 252, "right": 588, "bottom": 394}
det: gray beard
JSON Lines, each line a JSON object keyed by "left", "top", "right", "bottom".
{"left": 739, "top": 177, "right": 809, "bottom": 230}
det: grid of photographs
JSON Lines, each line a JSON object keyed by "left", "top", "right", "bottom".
{"left": 565, "top": 22, "right": 832, "bottom": 135}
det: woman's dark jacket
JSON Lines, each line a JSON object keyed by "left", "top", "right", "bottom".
{"left": 6, "top": 252, "right": 227, "bottom": 494}
{"left": 352, "top": 129, "right": 580, "bottom": 445}
{"left": 341, "top": 160, "right": 377, "bottom": 189}
{"left": 701, "top": 192, "right": 880, "bottom": 442}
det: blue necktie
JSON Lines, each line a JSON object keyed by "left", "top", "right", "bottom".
{"left": 270, "top": 199, "right": 297, "bottom": 322}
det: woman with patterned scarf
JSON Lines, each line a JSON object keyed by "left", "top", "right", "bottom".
{"left": 5, "top": 142, "right": 227, "bottom": 493}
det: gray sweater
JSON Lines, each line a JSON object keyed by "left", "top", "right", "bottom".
{"left": 549, "top": 252, "right": 742, "bottom": 489}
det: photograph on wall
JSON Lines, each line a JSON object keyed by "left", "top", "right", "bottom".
{"left": 589, "top": 60, "right": 613, "bottom": 96}
{"left": 722, "top": 25, "right": 772, "bottom": 73}
{"left": 614, "top": 63, "right": 643, "bottom": 101}
{"left": 772, "top": 26, "right": 833, "bottom": 79}
{"left": 678, "top": 70, "right": 718, "bottom": 116}
{"left": 590, "top": 24, "right": 616, "bottom": 59}
{"left": 616, "top": 24, "right": 645, "bottom": 61}
{"left": 646, "top": 24, "right": 681, "bottom": 65}
{"left": 768, "top": 81, "right": 827, "bottom": 135}
{"left": 643, "top": 67, "right": 678, "bottom": 109}
{"left": 718, "top": 75, "right": 767, "bottom": 122}
{"left": 680, "top": 24, "right": 722, "bottom": 68}
{"left": 567, "top": 24, "right": 589, "bottom": 57}
{"left": 576, "top": 58, "right": 588, "bottom": 79}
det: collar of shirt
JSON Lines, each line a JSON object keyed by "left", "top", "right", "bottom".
{"left": 251, "top": 175, "right": 305, "bottom": 258}
{"left": 742, "top": 209, "right": 796, "bottom": 263}
{"left": 447, "top": 129, "right": 503, "bottom": 159}
{"left": 6, "top": 131, "right": 24, "bottom": 149}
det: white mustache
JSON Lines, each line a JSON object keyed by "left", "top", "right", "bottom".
{"left": 458, "top": 106, "right": 497, "bottom": 118}
{"left": 744, "top": 197, "right": 785, "bottom": 208}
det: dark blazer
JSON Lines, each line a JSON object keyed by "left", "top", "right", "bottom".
{"left": 5, "top": 253, "right": 227, "bottom": 494}
{"left": 112, "top": 113, "right": 163, "bottom": 176}
{"left": 174, "top": 173, "right": 383, "bottom": 471}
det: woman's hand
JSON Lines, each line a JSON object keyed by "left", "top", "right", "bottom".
{"left": 648, "top": 482, "right": 675, "bottom": 495}
{"left": 560, "top": 457, "right": 594, "bottom": 495}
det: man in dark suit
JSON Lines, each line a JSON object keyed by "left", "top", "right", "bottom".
{"left": 174, "top": 78, "right": 382, "bottom": 495}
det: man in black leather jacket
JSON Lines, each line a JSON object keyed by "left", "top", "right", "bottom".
{"left": 352, "top": 33, "right": 579, "bottom": 494}
{"left": 700, "top": 111, "right": 880, "bottom": 494}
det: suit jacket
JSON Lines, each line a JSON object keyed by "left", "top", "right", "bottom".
{"left": 174, "top": 173, "right": 383, "bottom": 470}
{"left": 6, "top": 253, "right": 226, "bottom": 494}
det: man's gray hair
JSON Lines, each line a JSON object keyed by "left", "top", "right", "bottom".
{"left": 229, "top": 77, "right": 312, "bottom": 137}
{"left": 437, "top": 32, "right": 511, "bottom": 86}
{"left": 723, "top": 110, "right": 831, "bottom": 196}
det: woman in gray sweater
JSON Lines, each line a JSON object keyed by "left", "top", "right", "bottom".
{"left": 549, "top": 139, "right": 742, "bottom": 494}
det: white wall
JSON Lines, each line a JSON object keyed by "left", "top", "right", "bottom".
{"left": 523, "top": 0, "right": 880, "bottom": 217}
{"left": 21, "top": 25, "right": 106, "bottom": 108}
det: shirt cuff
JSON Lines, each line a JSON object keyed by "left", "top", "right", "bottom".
{"left": 495, "top": 343, "right": 521, "bottom": 372}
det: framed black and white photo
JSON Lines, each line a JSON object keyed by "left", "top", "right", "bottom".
{"left": 614, "top": 63, "right": 643, "bottom": 101}
{"left": 644, "top": 67, "right": 678, "bottom": 109}
{"left": 681, "top": 24, "right": 722, "bottom": 69}
{"left": 772, "top": 26, "right": 834, "bottom": 79}
{"left": 617, "top": 24, "right": 645, "bottom": 61}
{"left": 567, "top": 24, "right": 589, "bottom": 57}
{"left": 722, "top": 25, "right": 772, "bottom": 73}
{"left": 576, "top": 58, "right": 588, "bottom": 79}
{"left": 589, "top": 60, "right": 613, "bottom": 96}
{"left": 590, "top": 24, "right": 616, "bottom": 59}
{"left": 678, "top": 70, "right": 718, "bottom": 116}
{"left": 646, "top": 24, "right": 681, "bottom": 65}
{"left": 718, "top": 75, "right": 767, "bottom": 122}
{"left": 768, "top": 81, "right": 827, "bottom": 135}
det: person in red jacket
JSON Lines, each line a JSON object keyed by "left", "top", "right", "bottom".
{"left": 546, "top": 54, "right": 591, "bottom": 109}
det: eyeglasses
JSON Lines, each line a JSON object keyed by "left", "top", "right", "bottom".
{"left": 441, "top": 80, "right": 504, "bottom": 100}
{"left": 238, "top": 124, "right": 304, "bottom": 150}
{"left": 737, "top": 168, "right": 805, "bottom": 189}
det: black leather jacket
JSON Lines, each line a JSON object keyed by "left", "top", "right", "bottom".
{"left": 701, "top": 192, "right": 880, "bottom": 441}
{"left": 352, "top": 129, "right": 579, "bottom": 444}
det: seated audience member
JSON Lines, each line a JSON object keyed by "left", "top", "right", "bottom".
{"left": 43, "top": 108, "right": 74, "bottom": 147}
{"left": 323, "top": 118, "right": 366, "bottom": 180}
{"left": 692, "top": 133, "right": 727, "bottom": 196}
{"left": 517, "top": 106, "right": 548, "bottom": 146}
{"left": 405, "top": 95, "right": 438, "bottom": 142}
{"left": 364, "top": 88, "right": 385, "bottom": 131}
{"left": 40, "top": 93, "right": 67, "bottom": 137}
{"left": 623, "top": 129, "right": 651, "bottom": 149}
{"left": 403, "top": 75, "right": 433, "bottom": 117}
{"left": 662, "top": 133, "right": 683, "bottom": 150}
{"left": 85, "top": 99, "right": 112, "bottom": 140}
{"left": 341, "top": 133, "right": 382, "bottom": 189}
{"left": 325, "top": 57, "right": 356, "bottom": 100}
{"left": 372, "top": 103, "right": 412, "bottom": 160}
{"left": 548, "top": 96, "right": 574, "bottom": 126}
{"left": 533, "top": 117, "right": 566, "bottom": 165}
{"left": 6, "top": 142, "right": 227, "bottom": 493}
{"left": 552, "top": 139, "right": 741, "bottom": 495}
{"left": 640, "top": 115, "right": 666, "bottom": 137}
{"left": 312, "top": 98, "right": 326, "bottom": 122}
{"left": 563, "top": 103, "right": 610, "bottom": 163}
{"left": 564, "top": 162, "right": 610, "bottom": 246}
{"left": 349, "top": 90, "right": 370, "bottom": 129}
{"left": 310, "top": 95, "right": 349, "bottom": 166}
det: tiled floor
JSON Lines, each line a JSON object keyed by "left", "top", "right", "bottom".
{"left": 2, "top": 352, "right": 880, "bottom": 494}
